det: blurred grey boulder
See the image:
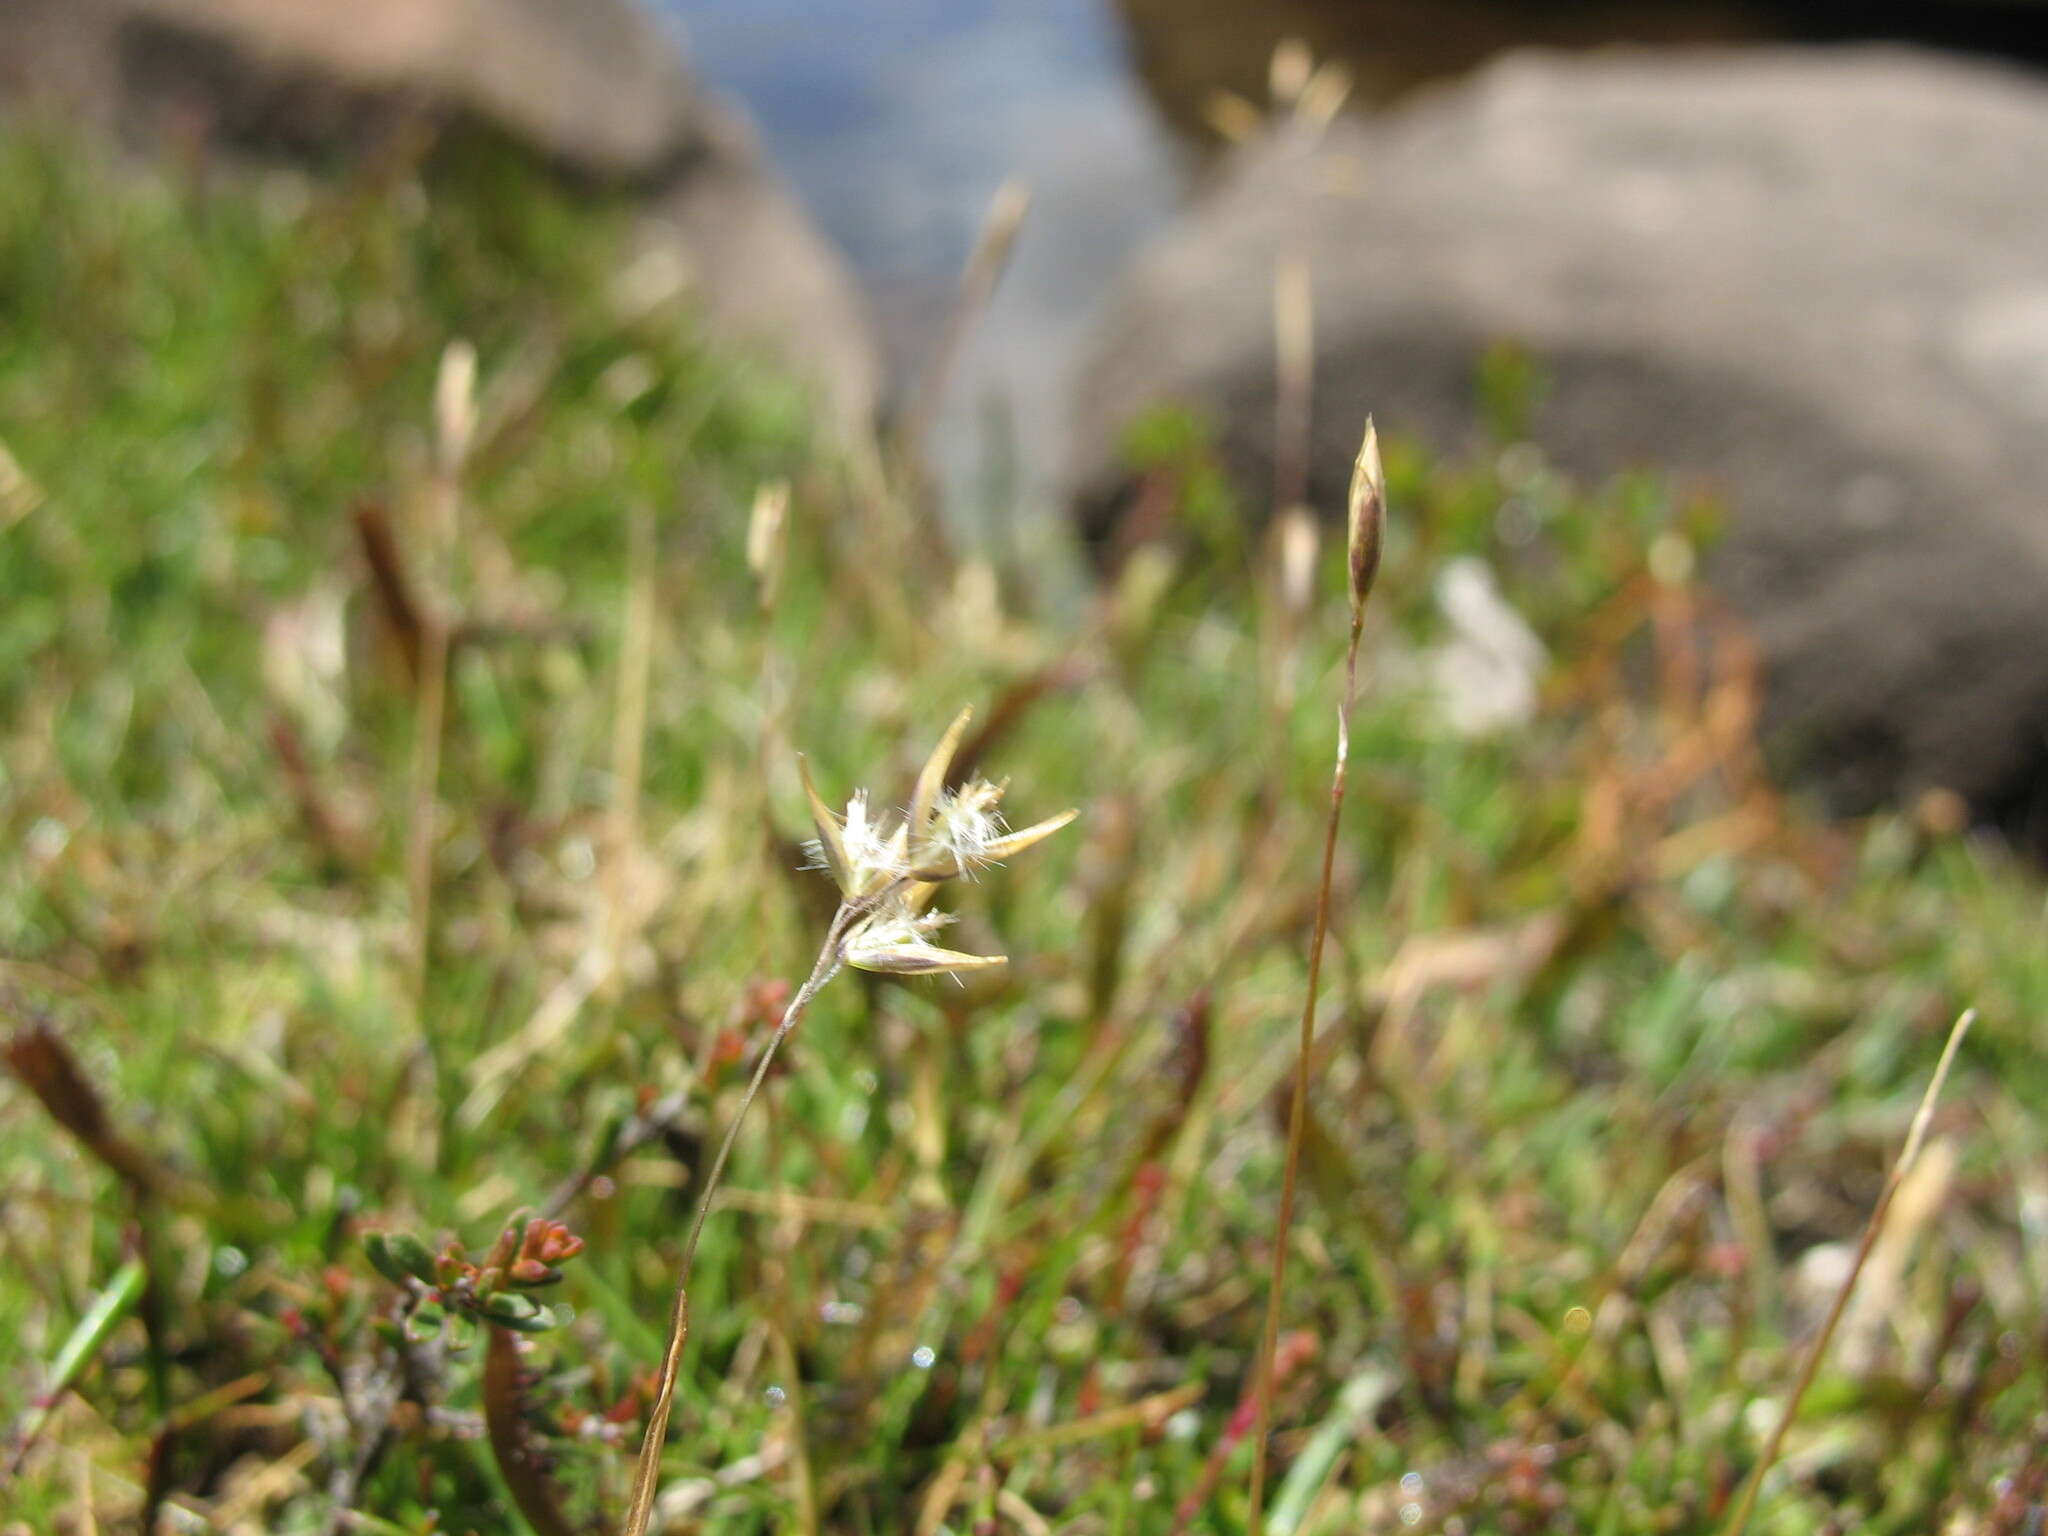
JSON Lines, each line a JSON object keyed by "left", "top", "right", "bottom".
{"left": 1073, "top": 48, "right": 2048, "bottom": 835}
{"left": 0, "top": 0, "right": 878, "bottom": 438}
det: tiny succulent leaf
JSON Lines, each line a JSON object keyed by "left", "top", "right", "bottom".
{"left": 367, "top": 1230, "right": 439, "bottom": 1287}
{"left": 481, "top": 1292, "right": 559, "bottom": 1332}
{"left": 404, "top": 1300, "right": 447, "bottom": 1344}
{"left": 365, "top": 1233, "right": 409, "bottom": 1286}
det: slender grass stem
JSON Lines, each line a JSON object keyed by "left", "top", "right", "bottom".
{"left": 1246, "top": 614, "right": 1365, "bottom": 1533}
{"left": 619, "top": 902, "right": 858, "bottom": 1536}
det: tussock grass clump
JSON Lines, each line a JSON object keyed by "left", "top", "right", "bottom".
{"left": 2, "top": 128, "right": 2047, "bottom": 1535}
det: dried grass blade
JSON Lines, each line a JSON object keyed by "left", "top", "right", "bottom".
{"left": 1719, "top": 1007, "right": 1976, "bottom": 1536}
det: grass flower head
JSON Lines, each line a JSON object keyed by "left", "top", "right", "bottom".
{"left": 800, "top": 707, "right": 1075, "bottom": 975}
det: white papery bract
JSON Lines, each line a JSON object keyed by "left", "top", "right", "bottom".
{"left": 799, "top": 709, "right": 1075, "bottom": 977}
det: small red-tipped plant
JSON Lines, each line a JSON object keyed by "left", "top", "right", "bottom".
{"left": 363, "top": 1214, "right": 590, "bottom": 1535}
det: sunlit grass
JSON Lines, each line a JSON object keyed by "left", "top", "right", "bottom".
{"left": 3, "top": 126, "right": 2046, "bottom": 1534}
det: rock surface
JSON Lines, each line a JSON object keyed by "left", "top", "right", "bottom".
{"left": 0, "top": 0, "right": 879, "bottom": 436}
{"left": 1073, "top": 47, "right": 2048, "bottom": 834}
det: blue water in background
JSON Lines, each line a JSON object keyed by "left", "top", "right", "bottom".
{"left": 656, "top": 1, "right": 2048, "bottom": 513}
{"left": 665, "top": 0, "right": 1180, "bottom": 283}
{"left": 656, "top": 0, "right": 1189, "bottom": 508}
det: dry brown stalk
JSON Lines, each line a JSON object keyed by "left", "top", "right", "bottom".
{"left": 893, "top": 178, "right": 1032, "bottom": 476}
{"left": 1272, "top": 254, "right": 1313, "bottom": 521}
{"left": 351, "top": 499, "right": 424, "bottom": 682}
{"left": 1719, "top": 1007, "right": 1976, "bottom": 1536}
{"left": 604, "top": 506, "right": 657, "bottom": 994}
{"left": 404, "top": 342, "right": 476, "bottom": 1024}
{"left": 3, "top": 1012, "right": 198, "bottom": 1209}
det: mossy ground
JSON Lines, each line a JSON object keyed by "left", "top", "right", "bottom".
{"left": 2, "top": 128, "right": 2044, "bottom": 1534}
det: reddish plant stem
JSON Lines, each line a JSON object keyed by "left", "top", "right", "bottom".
{"left": 483, "top": 1326, "right": 580, "bottom": 1536}
{"left": 1245, "top": 615, "right": 1365, "bottom": 1532}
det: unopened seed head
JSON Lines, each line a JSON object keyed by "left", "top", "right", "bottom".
{"left": 1277, "top": 507, "right": 1319, "bottom": 622}
{"left": 435, "top": 340, "right": 478, "bottom": 474}
{"left": 1270, "top": 37, "right": 1313, "bottom": 104}
{"left": 1203, "top": 90, "right": 1265, "bottom": 144}
{"left": 1347, "top": 416, "right": 1385, "bottom": 620}
{"left": 746, "top": 480, "right": 790, "bottom": 611}
{"left": 1297, "top": 61, "right": 1354, "bottom": 128}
